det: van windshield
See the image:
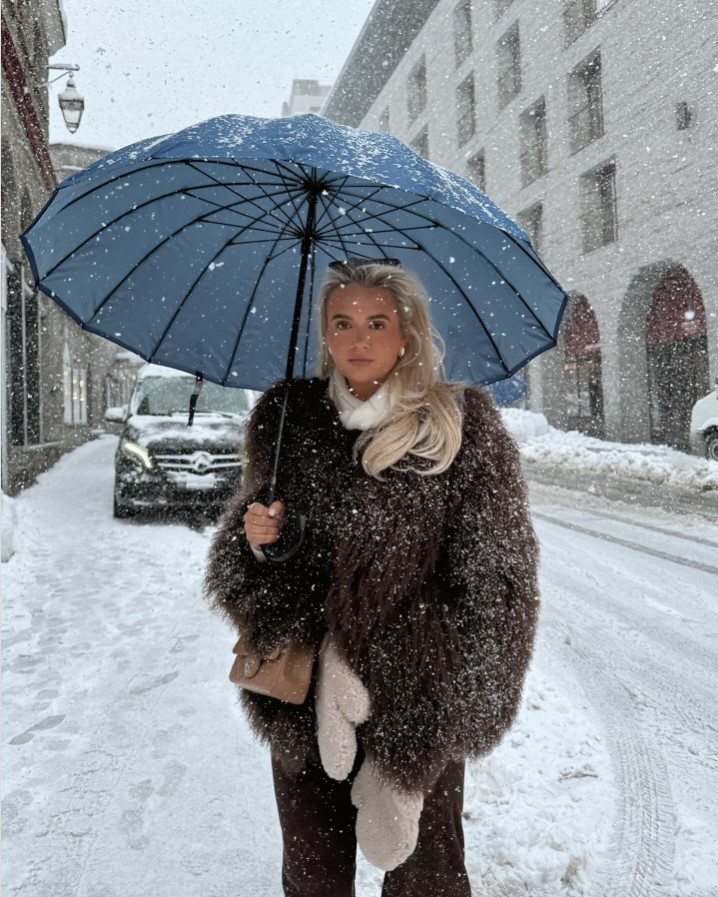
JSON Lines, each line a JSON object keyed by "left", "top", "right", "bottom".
{"left": 133, "top": 378, "right": 252, "bottom": 416}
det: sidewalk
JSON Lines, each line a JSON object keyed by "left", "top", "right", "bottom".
{"left": 502, "top": 409, "right": 718, "bottom": 522}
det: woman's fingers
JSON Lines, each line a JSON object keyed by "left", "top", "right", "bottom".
{"left": 244, "top": 500, "right": 286, "bottom": 545}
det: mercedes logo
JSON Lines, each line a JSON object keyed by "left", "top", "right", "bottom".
{"left": 190, "top": 451, "right": 213, "bottom": 473}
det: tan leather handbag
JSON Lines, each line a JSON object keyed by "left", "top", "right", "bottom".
{"left": 229, "top": 632, "right": 316, "bottom": 704}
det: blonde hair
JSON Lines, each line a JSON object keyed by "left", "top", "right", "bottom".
{"left": 315, "top": 262, "right": 467, "bottom": 481}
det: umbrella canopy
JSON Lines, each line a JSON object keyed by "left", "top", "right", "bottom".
{"left": 21, "top": 113, "right": 568, "bottom": 393}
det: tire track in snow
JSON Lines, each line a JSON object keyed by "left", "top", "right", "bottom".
{"left": 544, "top": 614, "right": 677, "bottom": 897}
{"left": 533, "top": 512, "right": 718, "bottom": 577}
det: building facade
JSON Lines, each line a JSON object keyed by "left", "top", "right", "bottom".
{"left": 281, "top": 78, "right": 332, "bottom": 116}
{"left": 1, "top": 3, "right": 139, "bottom": 494}
{"left": 322, "top": 0, "right": 718, "bottom": 451}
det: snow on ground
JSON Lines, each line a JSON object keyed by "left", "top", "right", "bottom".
{"left": 2, "top": 435, "right": 717, "bottom": 896}
{"left": 502, "top": 408, "right": 718, "bottom": 493}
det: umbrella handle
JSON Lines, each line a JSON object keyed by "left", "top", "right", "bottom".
{"left": 260, "top": 509, "right": 309, "bottom": 563}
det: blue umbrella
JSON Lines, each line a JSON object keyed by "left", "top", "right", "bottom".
{"left": 21, "top": 112, "right": 568, "bottom": 559}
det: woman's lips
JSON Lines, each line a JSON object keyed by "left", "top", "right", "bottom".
{"left": 349, "top": 359, "right": 373, "bottom": 365}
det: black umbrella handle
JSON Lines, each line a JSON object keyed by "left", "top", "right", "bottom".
{"left": 259, "top": 507, "right": 309, "bottom": 563}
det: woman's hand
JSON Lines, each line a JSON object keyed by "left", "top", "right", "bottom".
{"left": 243, "top": 500, "right": 286, "bottom": 550}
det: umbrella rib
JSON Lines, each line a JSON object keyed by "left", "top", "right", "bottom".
{"left": 315, "top": 183, "right": 386, "bottom": 235}
{"left": 317, "top": 193, "right": 355, "bottom": 260}
{"left": 51, "top": 159, "right": 185, "bottom": 212}
{"left": 498, "top": 228, "right": 565, "bottom": 293}
{"left": 86, "top": 200, "right": 287, "bottom": 326}
{"left": 186, "top": 161, "right": 297, "bottom": 232}
{"left": 222, "top": 223, "right": 304, "bottom": 384}
{"left": 338, "top": 204, "right": 511, "bottom": 374}
{"left": 147, "top": 230, "right": 250, "bottom": 364}
{"left": 318, "top": 241, "right": 385, "bottom": 261}
{"left": 226, "top": 235, "right": 297, "bottom": 246}
{"left": 267, "top": 160, "right": 309, "bottom": 225}
{"left": 195, "top": 197, "right": 300, "bottom": 234}
{"left": 323, "top": 195, "right": 436, "bottom": 235}
{"left": 187, "top": 161, "right": 298, "bottom": 232}
{"left": 317, "top": 225, "right": 438, "bottom": 240}
{"left": 331, "top": 193, "right": 556, "bottom": 340}
{"left": 231, "top": 165, "right": 300, "bottom": 232}
{"left": 335, "top": 202, "right": 399, "bottom": 261}
{"left": 42, "top": 174, "right": 302, "bottom": 279}
{"left": 51, "top": 156, "right": 291, "bottom": 216}
{"left": 313, "top": 174, "right": 353, "bottom": 231}
{"left": 185, "top": 186, "right": 304, "bottom": 235}
{"left": 271, "top": 159, "right": 309, "bottom": 185}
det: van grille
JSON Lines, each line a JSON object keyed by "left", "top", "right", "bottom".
{"left": 154, "top": 450, "right": 242, "bottom": 475}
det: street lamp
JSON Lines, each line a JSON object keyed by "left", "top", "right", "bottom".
{"left": 57, "top": 75, "right": 84, "bottom": 133}
{"left": 28, "top": 63, "right": 85, "bottom": 134}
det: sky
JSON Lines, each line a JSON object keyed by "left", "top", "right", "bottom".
{"left": 49, "top": 0, "right": 376, "bottom": 151}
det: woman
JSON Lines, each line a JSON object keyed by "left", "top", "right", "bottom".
{"left": 203, "top": 259, "right": 540, "bottom": 896}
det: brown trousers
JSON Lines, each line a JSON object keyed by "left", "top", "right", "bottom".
{"left": 270, "top": 737, "right": 472, "bottom": 897}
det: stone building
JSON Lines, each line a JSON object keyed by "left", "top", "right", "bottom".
{"left": 322, "top": 0, "right": 718, "bottom": 450}
{"left": 281, "top": 78, "right": 332, "bottom": 117}
{"left": 1, "top": 2, "right": 139, "bottom": 494}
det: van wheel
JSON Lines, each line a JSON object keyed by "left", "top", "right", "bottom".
{"left": 705, "top": 431, "right": 718, "bottom": 463}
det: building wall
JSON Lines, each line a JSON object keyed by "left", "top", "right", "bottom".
{"left": 281, "top": 79, "right": 332, "bottom": 116}
{"left": 1, "top": 3, "right": 136, "bottom": 494}
{"left": 323, "top": 0, "right": 718, "bottom": 447}
{"left": 3, "top": 0, "right": 65, "bottom": 492}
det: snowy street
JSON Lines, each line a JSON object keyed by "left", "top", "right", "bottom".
{"left": 2, "top": 434, "right": 717, "bottom": 897}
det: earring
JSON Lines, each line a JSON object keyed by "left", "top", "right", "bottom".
{"left": 399, "top": 346, "right": 405, "bottom": 358}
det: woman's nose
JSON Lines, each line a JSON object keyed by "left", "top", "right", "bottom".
{"left": 351, "top": 331, "right": 371, "bottom": 347}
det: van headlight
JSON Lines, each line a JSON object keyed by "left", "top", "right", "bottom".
{"left": 120, "top": 439, "right": 155, "bottom": 470}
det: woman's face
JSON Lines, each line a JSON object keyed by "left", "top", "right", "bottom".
{"left": 325, "top": 283, "right": 407, "bottom": 400}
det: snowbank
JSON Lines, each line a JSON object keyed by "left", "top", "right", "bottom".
{"left": 1, "top": 492, "right": 18, "bottom": 562}
{"left": 501, "top": 409, "right": 718, "bottom": 493}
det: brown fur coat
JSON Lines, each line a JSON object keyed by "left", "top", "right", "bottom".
{"left": 203, "top": 376, "right": 540, "bottom": 793}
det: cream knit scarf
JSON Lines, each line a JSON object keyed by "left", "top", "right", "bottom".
{"left": 327, "top": 366, "right": 396, "bottom": 431}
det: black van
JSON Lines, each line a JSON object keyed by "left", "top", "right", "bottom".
{"left": 106, "top": 364, "right": 258, "bottom": 519}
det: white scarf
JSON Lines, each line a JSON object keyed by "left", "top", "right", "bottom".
{"left": 327, "top": 366, "right": 395, "bottom": 431}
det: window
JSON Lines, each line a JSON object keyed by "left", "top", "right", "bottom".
{"left": 564, "top": 0, "right": 613, "bottom": 46}
{"left": 519, "top": 97, "right": 548, "bottom": 185}
{"left": 467, "top": 149, "right": 486, "bottom": 191}
{"left": 407, "top": 57, "right": 427, "bottom": 123}
{"left": 580, "top": 159, "right": 617, "bottom": 252}
{"left": 568, "top": 50, "right": 604, "bottom": 154}
{"left": 410, "top": 127, "right": 429, "bottom": 159}
{"left": 496, "top": 21, "right": 521, "bottom": 109}
{"left": 676, "top": 101, "right": 693, "bottom": 130}
{"left": 379, "top": 107, "right": 390, "bottom": 133}
{"left": 7, "top": 262, "right": 41, "bottom": 446}
{"left": 516, "top": 202, "right": 544, "bottom": 254}
{"left": 63, "top": 343, "right": 88, "bottom": 425}
{"left": 453, "top": 0, "right": 473, "bottom": 68}
{"left": 456, "top": 73, "right": 476, "bottom": 146}
{"left": 494, "top": 0, "right": 516, "bottom": 18}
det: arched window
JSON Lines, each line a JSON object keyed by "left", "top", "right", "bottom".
{"left": 647, "top": 267, "right": 709, "bottom": 451}
{"left": 563, "top": 296, "right": 604, "bottom": 437}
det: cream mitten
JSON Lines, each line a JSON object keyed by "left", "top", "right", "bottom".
{"left": 350, "top": 756, "right": 425, "bottom": 871}
{"left": 315, "top": 631, "right": 371, "bottom": 780}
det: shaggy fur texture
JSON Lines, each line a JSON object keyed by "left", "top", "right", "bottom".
{"left": 203, "top": 376, "right": 540, "bottom": 793}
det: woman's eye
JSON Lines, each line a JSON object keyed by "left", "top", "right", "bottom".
{"left": 335, "top": 321, "right": 384, "bottom": 330}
